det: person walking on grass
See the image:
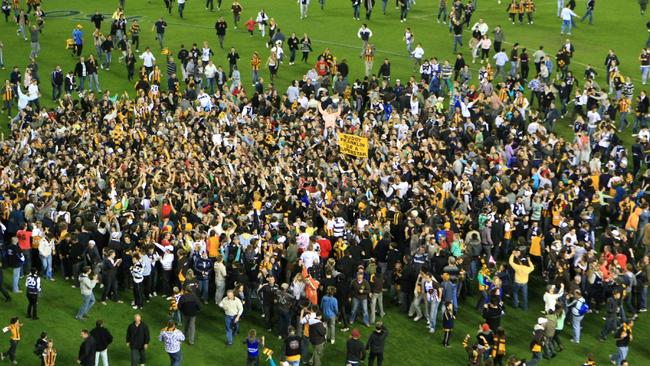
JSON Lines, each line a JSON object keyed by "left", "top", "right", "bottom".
{"left": 177, "top": 0, "right": 186, "bottom": 18}
{"left": 610, "top": 321, "right": 632, "bottom": 366}
{"left": 560, "top": 4, "right": 578, "bottom": 35}
{"left": 159, "top": 320, "right": 185, "bottom": 366}
{"left": 153, "top": 17, "right": 167, "bottom": 50}
{"left": 77, "top": 329, "right": 96, "bottom": 366}
{"left": 352, "top": 0, "right": 361, "bottom": 20}
{"left": 126, "top": 314, "right": 150, "bottom": 366}
{"left": 567, "top": 289, "right": 587, "bottom": 344}
{"left": 299, "top": 0, "right": 310, "bottom": 19}
{"left": 346, "top": 329, "right": 365, "bottom": 366}
{"left": 90, "top": 320, "right": 113, "bottom": 366}
{"left": 219, "top": 290, "right": 243, "bottom": 346}
{"left": 232, "top": 1, "right": 243, "bottom": 29}
{"left": 215, "top": 17, "right": 227, "bottom": 49}
{"left": 177, "top": 288, "right": 201, "bottom": 345}
{"left": 580, "top": 0, "right": 594, "bottom": 25}
{"left": 244, "top": 329, "right": 264, "bottom": 366}
{"left": 357, "top": 24, "right": 372, "bottom": 56}
{"left": 1, "top": 317, "right": 22, "bottom": 364}
{"left": 366, "top": 322, "right": 388, "bottom": 366}
{"left": 25, "top": 268, "right": 41, "bottom": 320}
{"left": 75, "top": 266, "right": 97, "bottom": 320}
{"left": 73, "top": 24, "right": 84, "bottom": 56}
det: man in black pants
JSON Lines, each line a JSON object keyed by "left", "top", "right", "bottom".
{"left": 258, "top": 274, "right": 278, "bottom": 332}
{"left": 0, "top": 257, "right": 12, "bottom": 302}
{"left": 101, "top": 250, "right": 122, "bottom": 304}
{"left": 366, "top": 322, "right": 389, "bottom": 366}
{"left": 126, "top": 314, "right": 150, "bottom": 366}
{"left": 25, "top": 268, "right": 41, "bottom": 319}
{"left": 77, "top": 329, "right": 96, "bottom": 366}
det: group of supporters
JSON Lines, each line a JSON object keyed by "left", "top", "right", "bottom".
{"left": 0, "top": 0, "right": 649, "bottom": 366}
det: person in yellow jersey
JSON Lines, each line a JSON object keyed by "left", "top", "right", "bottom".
{"left": 1, "top": 317, "right": 22, "bottom": 364}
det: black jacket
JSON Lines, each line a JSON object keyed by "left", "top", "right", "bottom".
{"left": 346, "top": 338, "right": 365, "bottom": 362}
{"left": 90, "top": 326, "right": 113, "bottom": 352}
{"left": 366, "top": 326, "right": 389, "bottom": 354}
{"left": 126, "top": 322, "right": 150, "bottom": 350}
{"left": 178, "top": 293, "right": 202, "bottom": 317}
{"left": 78, "top": 336, "right": 96, "bottom": 366}
{"left": 308, "top": 321, "right": 327, "bottom": 346}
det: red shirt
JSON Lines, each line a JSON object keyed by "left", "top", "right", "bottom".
{"left": 161, "top": 204, "right": 172, "bottom": 218}
{"left": 245, "top": 19, "right": 255, "bottom": 31}
{"left": 317, "top": 238, "right": 332, "bottom": 260}
{"left": 315, "top": 61, "right": 329, "bottom": 76}
{"left": 16, "top": 229, "right": 32, "bottom": 250}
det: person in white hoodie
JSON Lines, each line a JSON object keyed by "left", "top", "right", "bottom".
{"left": 76, "top": 266, "right": 98, "bottom": 320}
{"left": 37, "top": 227, "right": 55, "bottom": 281}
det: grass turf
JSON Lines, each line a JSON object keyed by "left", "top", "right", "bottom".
{"left": 1, "top": 0, "right": 650, "bottom": 364}
{"left": 1, "top": 271, "right": 649, "bottom": 365}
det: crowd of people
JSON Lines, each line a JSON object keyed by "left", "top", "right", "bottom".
{"left": 0, "top": 0, "right": 649, "bottom": 365}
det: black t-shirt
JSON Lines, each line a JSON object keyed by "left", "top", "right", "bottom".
{"left": 155, "top": 21, "right": 167, "bottom": 34}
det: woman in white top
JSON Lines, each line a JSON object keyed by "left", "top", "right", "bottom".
{"left": 37, "top": 228, "right": 55, "bottom": 281}
{"left": 478, "top": 35, "right": 492, "bottom": 64}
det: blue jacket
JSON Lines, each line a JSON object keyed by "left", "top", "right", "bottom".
{"left": 73, "top": 29, "right": 83, "bottom": 45}
{"left": 193, "top": 256, "right": 214, "bottom": 280}
{"left": 321, "top": 295, "right": 339, "bottom": 320}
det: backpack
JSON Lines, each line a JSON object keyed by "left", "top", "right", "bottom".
{"left": 577, "top": 300, "right": 589, "bottom": 316}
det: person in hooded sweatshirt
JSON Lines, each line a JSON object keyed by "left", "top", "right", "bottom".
{"left": 346, "top": 328, "right": 365, "bottom": 366}
{"left": 366, "top": 322, "right": 388, "bottom": 366}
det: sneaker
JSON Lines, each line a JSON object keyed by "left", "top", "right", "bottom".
{"left": 413, "top": 316, "right": 421, "bottom": 322}
{"left": 330, "top": 339, "right": 335, "bottom": 344}
{"left": 101, "top": 301, "right": 107, "bottom": 305}
{"left": 640, "top": 308, "right": 648, "bottom": 313}
{"left": 341, "top": 327, "right": 350, "bottom": 332}
{"left": 132, "top": 305, "right": 138, "bottom": 309}
{"left": 0, "top": 352, "right": 4, "bottom": 360}
{"left": 117, "top": 300, "right": 124, "bottom": 304}
{"left": 429, "top": 328, "right": 435, "bottom": 333}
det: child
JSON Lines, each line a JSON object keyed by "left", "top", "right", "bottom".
{"left": 245, "top": 17, "right": 256, "bottom": 37}
{"left": 169, "top": 287, "right": 182, "bottom": 327}
{"left": 34, "top": 331, "right": 48, "bottom": 364}
{"left": 442, "top": 301, "right": 455, "bottom": 348}
{"left": 491, "top": 327, "right": 507, "bottom": 366}
{"left": 244, "top": 329, "right": 264, "bottom": 366}
{"left": 1, "top": 317, "right": 22, "bottom": 363}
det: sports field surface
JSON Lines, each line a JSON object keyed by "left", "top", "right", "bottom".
{"left": 1, "top": 0, "right": 650, "bottom": 365}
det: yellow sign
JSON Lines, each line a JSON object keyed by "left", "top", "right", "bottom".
{"left": 337, "top": 133, "right": 369, "bottom": 158}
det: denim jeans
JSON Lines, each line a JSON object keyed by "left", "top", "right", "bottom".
{"left": 225, "top": 315, "right": 236, "bottom": 344}
{"left": 79, "top": 76, "right": 86, "bottom": 91}
{"left": 214, "top": 280, "right": 225, "bottom": 304}
{"left": 77, "top": 293, "right": 96, "bottom": 318}
{"left": 95, "top": 349, "right": 109, "bottom": 366}
{"left": 561, "top": 19, "right": 572, "bottom": 34}
{"left": 178, "top": 3, "right": 185, "bottom": 17}
{"left": 89, "top": 73, "right": 101, "bottom": 93}
{"left": 612, "top": 346, "right": 628, "bottom": 366}
{"left": 572, "top": 314, "right": 583, "bottom": 342}
{"left": 512, "top": 282, "right": 528, "bottom": 310}
{"left": 40, "top": 255, "right": 53, "bottom": 280}
{"left": 169, "top": 350, "right": 182, "bottom": 366}
{"left": 580, "top": 9, "right": 593, "bottom": 24}
{"left": 452, "top": 35, "right": 462, "bottom": 53}
{"left": 350, "top": 297, "right": 369, "bottom": 325}
{"left": 353, "top": 4, "right": 360, "bottom": 18}
{"left": 428, "top": 299, "right": 441, "bottom": 331}
{"left": 12, "top": 267, "right": 21, "bottom": 292}
{"left": 198, "top": 279, "right": 209, "bottom": 301}
{"left": 642, "top": 65, "right": 650, "bottom": 85}
{"left": 104, "top": 52, "right": 112, "bottom": 69}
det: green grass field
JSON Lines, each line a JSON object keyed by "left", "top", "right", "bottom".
{"left": 2, "top": 271, "right": 649, "bottom": 366}
{"left": 2, "top": 0, "right": 650, "bottom": 365}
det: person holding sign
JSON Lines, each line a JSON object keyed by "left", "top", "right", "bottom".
{"left": 317, "top": 101, "right": 341, "bottom": 138}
